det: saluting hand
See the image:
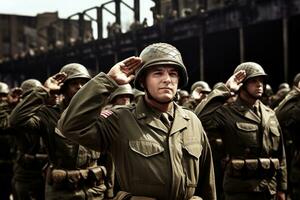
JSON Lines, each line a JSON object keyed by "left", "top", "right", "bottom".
{"left": 107, "top": 56, "right": 142, "bottom": 85}
{"left": 44, "top": 72, "right": 67, "bottom": 93}
{"left": 225, "top": 70, "right": 246, "bottom": 92}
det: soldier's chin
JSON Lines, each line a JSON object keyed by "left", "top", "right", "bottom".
{"left": 158, "top": 96, "right": 174, "bottom": 103}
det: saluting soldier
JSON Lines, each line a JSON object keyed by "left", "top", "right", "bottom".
{"left": 9, "top": 64, "right": 109, "bottom": 200}
{"left": 10, "top": 79, "right": 47, "bottom": 200}
{"left": 57, "top": 43, "right": 216, "bottom": 200}
{"left": 195, "top": 62, "right": 287, "bottom": 200}
{"left": 275, "top": 73, "right": 300, "bottom": 200}
{"left": 0, "top": 82, "right": 22, "bottom": 200}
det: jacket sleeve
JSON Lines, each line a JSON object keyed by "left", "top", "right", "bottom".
{"left": 9, "top": 87, "right": 48, "bottom": 130}
{"left": 57, "top": 72, "right": 119, "bottom": 152}
{"left": 194, "top": 83, "right": 231, "bottom": 135}
{"left": 196, "top": 125, "right": 217, "bottom": 200}
{"left": 0, "top": 102, "right": 10, "bottom": 130}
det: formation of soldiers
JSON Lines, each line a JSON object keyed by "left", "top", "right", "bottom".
{"left": 0, "top": 42, "right": 299, "bottom": 200}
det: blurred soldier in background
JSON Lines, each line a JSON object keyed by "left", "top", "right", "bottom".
{"left": 261, "top": 84, "right": 274, "bottom": 107}
{"left": 270, "top": 82, "right": 290, "bottom": 109}
{"left": 177, "top": 89, "right": 190, "bottom": 106}
{"left": 108, "top": 84, "right": 134, "bottom": 107}
{"left": 275, "top": 73, "right": 300, "bottom": 200}
{"left": 9, "top": 63, "right": 109, "bottom": 200}
{"left": 196, "top": 62, "right": 287, "bottom": 200}
{"left": 10, "top": 79, "right": 48, "bottom": 200}
{"left": 183, "top": 80, "right": 211, "bottom": 110}
{"left": 57, "top": 43, "right": 216, "bottom": 200}
{"left": 0, "top": 81, "right": 22, "bottom": 200}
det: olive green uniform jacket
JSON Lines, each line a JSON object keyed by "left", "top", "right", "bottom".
{"left": 0, "top": 101, "right": 16, "bottom": 200}
{"left": 275, "top": 87, "right": 300, "bottom": 185}
{"left": 9, "top": 87, "right": 105, "bottom": 200}
{"left": 195, "top": 84, "right": 287, "bottom": 196}
{"left": 57, "top": 73, "right": 216, "bottom": 200}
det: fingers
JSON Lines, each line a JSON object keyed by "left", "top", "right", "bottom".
{"left": 123, "top": 56, "right": 141, "bottom": 66}
{"left": 52, "top": 72, "right": 67, "bottom": 83}
{"left": 234, "top": 70, "right": 246, "bottom": 83}
{"left": 121, "top": 57, "right": 142, "bottom": 75}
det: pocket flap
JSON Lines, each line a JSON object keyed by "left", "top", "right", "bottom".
{"left": 259, "top": 158, "right": 271, "bottom": 169}
{"left": 129, "top": 140, "right": 164, "bottom": 157}
{"left": 270, "top": 126, "right": 280, "bottom": 136}
{"left": 236, "top": 122, "right": 258, "bottom": 131}
{"left": 183, "top": 144, "right": 202, "bottom": 159}
{"left": 270, "top": 158, "right": 280, "bottom": 169}
{"left": 245, "top": 159, "right": 258, "bottom": 170}
{"left": 231, "top": 159, "right": 245, "bottom": 170}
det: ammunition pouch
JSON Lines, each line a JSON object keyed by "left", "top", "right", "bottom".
{"left": 48, "top": 165, "right": 107, "bottom": 189}
{"left": 88, "top": 166, "right": 107, "bottom": 186}
{"left": 228, "top": 158, "right": 280, "bottom": 179}
{"left": 113, "top": 191, "right": 157, "bottom": 200}
{"left": 18, "top": 153, "right": 48, "bottom": 169}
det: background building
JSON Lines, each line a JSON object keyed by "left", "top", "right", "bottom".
{"left": 0, "top": 0, "right": 299, "bottom": 91}
{"left": 0, "top": 12, "right": 92, "bottom": 59}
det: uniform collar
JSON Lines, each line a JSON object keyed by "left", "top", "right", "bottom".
{"left": 233, "top": 97, "right": 261, "bottom": 123}
{"left": 135, "top": 97, "right": 190, "bottom": 135}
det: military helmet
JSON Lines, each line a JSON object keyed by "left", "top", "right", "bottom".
{"left": 109, "top": 84, "right": 134, "bottom": 103}
{"left": 59, "top": 63, "right": 91, "bottom": 82}
{"left": 233, "top": 62, "right": 267, "bottom": 82}
{"left": 133, "top": 88, "right": 145, "bottom": 98}
{"left": 191, "top": 81, "right": 211, "bottom": 93}
{"left": 134, "top": 43, "right": 188, "bottom": 90}
{"left": 265, "top": 84, "right": 274, "bottom": 97}
{"left": 21, "top": 79, "right": 42, "bottom": 94}
{"left": 213, "top": 82, "right": 224, "bottom": 90}
{"left": 178, "top": 89, "right": 189, "bottom": 98}
{"left": 0, "top": 82, "right": 9, "bottom": 94}
{"left": 278, "top": 82, "right": 290, "bottom": 91}
{"left": 293, "top": 73, "right": 300, "bottom": 87}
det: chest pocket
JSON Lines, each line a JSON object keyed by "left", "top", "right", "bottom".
{"left": 182, "top": 137, "right": 202, "bottom": 197}
{"left": 236, "top": 122, "right": 259, "bottom": 147}
{"left": 182, "top": 140, "right": 202, "bottom": 160}
{"left": 129, "top": 140, "right": 164, "bottom": 157}
{"left": 269, "top": 123, "right": 281, "bottom": 151}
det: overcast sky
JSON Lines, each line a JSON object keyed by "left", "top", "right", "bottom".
{"left": 0, "top": 0, "right": 155, "bottom": 37}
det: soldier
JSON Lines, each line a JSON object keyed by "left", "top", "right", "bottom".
{"left": 270, "top": 82, "right": 290, "bottom": 109}
{"left": 195, "top": 62, "right": 287, "bottom": 200}
{"left": 108, "top": 84, "right": 134, "bottom": 107}
{"left": 177, "top": 89, "right": 190, "bottom": 106}
{"left": 183, "top": 81, "right": 211, "bottom": 110}
{"left": 10, "top": 79, "right": 48, "bottom": 200}
{"left": 9, "top": 64, "right": 109, "bottom": 200}
{"left": 57, "top": 43, "right": 216, "bottom": 200}
{"left": 0, "top": 82, "right": 22, "bottom": 200}
{"left": 261, "top": 84, "right": 274, "bottom": 107}
{"left": 275, "top": 73, "right": 300, "bottom": 199}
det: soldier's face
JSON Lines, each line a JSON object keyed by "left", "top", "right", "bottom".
{"left": 64, "top": 78, "right": 89, "bottom": 100}
{"left": 245, "top": 76, "right": 265, "bottom": 98}
{"left": 113, "top": 94, "right": 132, "bottom": 106}
{"left": 0, "top": 93, "right": 8, "bottom": 101}
{"left": 144, "top": 65, "right": 179, "bottom": 103}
